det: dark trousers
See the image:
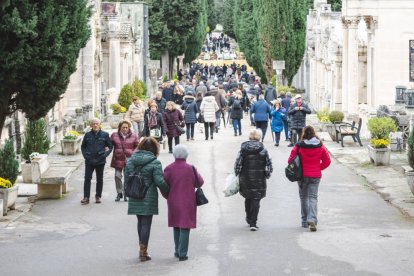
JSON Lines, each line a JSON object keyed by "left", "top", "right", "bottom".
{"left": 204, "top": 122, "right": 215, "bottom": 139}
{"left": 283, "top": 120, "right": 289, "bottom": 140}
{"left": 186, "top": 123, "right": 195, "bottom": 139}
{"left": 83, "top": 163, "right": 105, "bottom": 198}
{"left": 136, "top": 215, "right": 153, "bottom": 245}
{"left": 291, "top": 128, "right": 303, "bottom": 144}
{"left": 245, "top": 198, "right": 261, "bottom": 227}
{"left": 274, "top": 132, "right": 281, "bottom": 144}
{"left": 255, "top": 121, "right": 268, "bottom": 142}
{"left": 173, "top": 227, "right": 190, "bottom": 258}
{"left": 168, "top": 136, "right": 180, "bottom": 152}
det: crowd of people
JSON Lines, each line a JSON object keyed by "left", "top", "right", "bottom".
{"left": 78, "top": 70, "right": 331, "bottom": 262}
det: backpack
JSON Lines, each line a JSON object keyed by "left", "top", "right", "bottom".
{"left": 232, "top": 99, "right": 241, "bottom": 110}
{"left": 125, "top": 159, "right": 153, "bottom": 200}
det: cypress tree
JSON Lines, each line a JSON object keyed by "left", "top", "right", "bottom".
{"left": 207, "top": 0, "right": 217, "bottom": 31}
{"left": 0, "top": 139, "right": 19, "bottom": 184}
{"left": 184, "top": 0, "right": 208, "bottom": 64}
{"left": 147, "top": 0, "right": 169, "bottom": 59}
{"left": 21, "top": 119, "right": 50, "bottom": 162}
{"left": 0, "top": 0, "right": 91, "bottom": 138}
{"left": 222, "top": 0, "right": 235, "bottom": 37}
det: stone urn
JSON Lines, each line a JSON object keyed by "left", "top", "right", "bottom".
{"left": 406, "top": 170, "right": 414, "bottom": 196}
{"left": 21, "top": 161, "right": 32, "bottom": 183}
{"left": 61, "top": 137, "right": 82, "bottom": 155}
{"left": 325, "top": 123, "right": 337, "bottom": 141}
{"left": 367, "top": 145, "right": 391, "bottom": 166}
{"left": 107, "top": 114, "right": 125, "bottom": 129}
{"left": 0, "top": 184, "right": 19, "bottom": 216}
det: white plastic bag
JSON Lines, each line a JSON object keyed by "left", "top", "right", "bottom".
{"left": 223, "top": 173, "right": 239, "bottom": 197}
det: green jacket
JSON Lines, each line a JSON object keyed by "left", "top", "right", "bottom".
{"left": 124, "top": 150, "right": 169, "bottom": 215}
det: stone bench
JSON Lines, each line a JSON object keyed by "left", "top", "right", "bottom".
{"left": 38, "top": 167, "right": 72, "bottom": 199}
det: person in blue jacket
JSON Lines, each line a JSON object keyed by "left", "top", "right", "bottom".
{"left": 250, "top": 94, "right": 272, "bottom": 142}
{"left": 270, "top": 100, "right": 286, "bottom": 147}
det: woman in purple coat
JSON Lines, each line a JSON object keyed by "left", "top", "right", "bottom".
{"left": 163, "top": 144, "right": 204, "bottom": 261}
{"left": 110, "top": 120, "right": 139, "bottom": 201}
{"left": 163, "top": 101, "right": 184, "bottom": 154}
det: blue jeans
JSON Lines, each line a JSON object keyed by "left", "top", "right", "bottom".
{"left": 232, "top": 119, "right": 241, "bottom": 134}
{"left": 298, "top": 178, "right": 320, "bottom": 225}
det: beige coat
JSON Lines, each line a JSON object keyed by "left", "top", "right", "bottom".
{"left": 125, "top": 102, "right": 144, "bottom": 122}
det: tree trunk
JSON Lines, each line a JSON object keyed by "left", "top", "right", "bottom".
{"left": 0, "top": 111, "right": 7, "bottom": 142}
{"left": 168, "top": 54, "right": 175, "bottom": 80}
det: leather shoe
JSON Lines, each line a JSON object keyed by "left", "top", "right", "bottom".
{"left": 179, "top": 256, "right": 188, "bottom": 261}
{"left": 95, "top": 196, "right": 102, "bottom": 204}
{"left": 81, "top": 197, "right": 89, "bottom": 205}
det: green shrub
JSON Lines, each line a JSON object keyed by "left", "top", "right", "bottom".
{"left": 278, "top": 86, "right": 296, "bottom": 95}
{"left": 110, "top": 103, "right": 126, "bottom": 114}
{"left": 21, "top": 118, "right": 50, "bottom": 162}
{"left": 173, "top": 74, "right": 178, "bottom": 81}
{"left": 408, "top": 128, "right": 414, "bottom": 169}
{"left": 132, "top": 80, "right": 147, "bottom": 101}
{"left": 271, "top": 75, "right": 277, "bottom": 88}
{"left": 162, "top": 75, "right": 169, "bottom": 83}
{"left": 0, "top": 139, "right": 19, "bottom": 185}
{"left": 316, "top": 108, "right": 330, "bottom": 122}
{"left": 367, "top": 117, "right": 397, "bottom": 148}
{"left": 328, "top": 111, "right": 344, "bottom": 123}
{"left": 117, "top": 84, "right": 134, "bottom": 109}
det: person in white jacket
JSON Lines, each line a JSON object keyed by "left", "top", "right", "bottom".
{"left": 200, "top": 92, "right": 219, "bottom": 140}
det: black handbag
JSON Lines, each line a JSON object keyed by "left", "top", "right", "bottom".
{"left": 175, "top": 123, "right": 186, "bottom": 135}
{"left": 197, "top": 114, "right": 205, "bottom": 123}
{"left": 285, "top": 145, "right": 303, "bottom": 182}
{"left": 192, "top": 166, "right": 208, "bottom": 206}
{"left": 125, "top": 159, "right": 153, "bottom": 200}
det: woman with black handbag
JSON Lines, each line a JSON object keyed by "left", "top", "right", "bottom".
{"left": 163, "top": 101, "right": 184, "bottom": 154}
{"left": 234, "top": 129, "right": 273, "bottom": 231}
{"left": 287, "top": 126, "right": 331, "bottom": 232}
{"left": 124, "top": 137, "right": 169, "bottom": 262}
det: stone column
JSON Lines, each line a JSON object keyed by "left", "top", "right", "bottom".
{"left": 341, "top": 17, "right": 349, "bottom": 112}
{"left": 364, "top": 16, "right": 378, "bottom": 108}
{"left": 343, "top": 16, "right": 360, "bottom": 114}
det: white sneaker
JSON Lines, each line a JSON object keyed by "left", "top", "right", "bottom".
{"left": 250, "top": 226, "right": 258, "bottom": 231}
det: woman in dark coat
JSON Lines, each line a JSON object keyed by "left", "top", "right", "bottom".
{"left": 163, "top": 101, "right": 184, "bottom": 153}
{"left": 181, "top": 94, "right": 198, "bottom": 141}
{"left": 163, "top": 144, "right": 204, "bottom": 261}
{"left": 234, "top": 129, "right": 273, "bottom": 231}
{"left": 110, "top": 120, "right": 139, "bottom": 201}
{"left": 144, "top": 103, "right": 165, "bottom": 143}
{"left": 228, "top": 89, "right": 244, "bottom": 136}
{"left": 124, "top": 137, "right": 169, "bottom": 261}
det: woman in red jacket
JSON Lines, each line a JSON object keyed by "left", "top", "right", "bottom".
{"left": 288, "top": 126, "right": 331, "bottom": 232}
{"left": 110, "top": 120, "right": 139, "bottom": 202}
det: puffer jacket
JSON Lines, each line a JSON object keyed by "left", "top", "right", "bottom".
{"left": 110, "top": 131, "right": 139, "bottom": 169}
{"left": 271, "top": 107, "right": 286, "bottom": 132}
{"left": 236, "top": 141, "right": 270, "bottom": 200}
{"left": 125, "top": 102, "right": 145, "bottom": 123}
{"left": 163, "top": 108, "right": 184, "bottom": 138}
{"left": 288, "top": 102, "right": 311, "bottom": 129}
{"left": 181, "top": 95, "right": 198, "bottom": 124}
{"left": 200, "top": 96, "right": 219, "bottom": 123}
{"left": 154, "top": 97, "right": 167, "bottom": 113}
{"left": 124, "top": 150, "right": 169, "bottom": 215}
{"left": 81, "top": 130, "right": 113, "bottom": 166}
{"left": 288, "top": 137, "right": 331, "bottom": 178}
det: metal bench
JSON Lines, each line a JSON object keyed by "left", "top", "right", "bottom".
{"left": 335, "top": 117, "right": 363, "bottom": 147}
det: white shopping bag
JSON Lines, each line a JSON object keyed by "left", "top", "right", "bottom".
{"left": 223, "top": 173, "right": 239, "bottom": 197}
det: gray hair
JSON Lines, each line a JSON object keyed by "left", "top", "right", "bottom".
{"left": 286, "top": 92, "right": 291, "bottom": 97}
{"left": 89, "top": 117, "right": 101, "bottom": 125}
{"left": 249, "top": 129, "right": 262, "bottom": 141}
{"left": 173, "top": 144, "right": 189, "bottom": 159}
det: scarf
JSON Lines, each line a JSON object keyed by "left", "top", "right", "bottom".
{"left": 148, "top": 110, "right": 158, "bottom": 129}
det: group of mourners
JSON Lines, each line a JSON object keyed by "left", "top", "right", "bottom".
{"left": 77, "top": 72, "right": 331, "bottom": 263}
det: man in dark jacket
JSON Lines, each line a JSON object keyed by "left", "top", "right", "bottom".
{"left": 234, "top": 129, "right": 273, "bottom": 231}
{"left": 264, "top": 84, "right": 277, "bottom": 105}
{"left": 281, "top": 92, "right": 292, "bottom": 141}
{"left": 154, "top": 91, "right": 167, "bottom": 113}
{"left": 209, "top": 85, "right": 227, "bottom": 132}
{"left": 162, "top": 82, "right": 174, "bottom": 102}
{"left": 288, "top": 94, "right": 311, "bottom": 146}
{"left": 250, "top": 95, "right": 272, "bottom": 142}
{"left": 81, "top": 118, "right": 113, "bottom": 205}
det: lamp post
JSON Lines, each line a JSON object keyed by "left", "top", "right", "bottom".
{"left": 272, "top": 60, "right": 285, "bottom": 86}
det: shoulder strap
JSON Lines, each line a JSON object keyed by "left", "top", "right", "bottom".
{"left": 192, "top": 165, "right": 200, "bottom": 188}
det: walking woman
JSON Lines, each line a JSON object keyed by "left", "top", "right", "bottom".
{"left": 124, "top": 137, "right": 169, "bottom": 261}
{"left": 234, "top": 129, "right": 273, "bottom": 231}
{"left": 181, "top": 93, "right": 198, "bottom": 141}
{"left": 287, "top": 126, "right": 331, "bottom": 232}
{"left": 163, "top": 145, "right": 204, "bottom": 261}
{"left": 125, "top": 96, "right": 145, "bottom": 136}
{"left": 144, "top": 103, "right": 165, "bottom": 143}
{"left": 110, "top": 120, "right": 139, "bottom": 202}
{"left": 200, "top": 92, "right": 219, "bottom": 140}
{"left": 163, "top": 101, "right": 184, "bottom": 153}
{"left": 270, "top": 100, "right": 286, "bottom": 147}
{"left": 229, "top": 90, "right": 244, "bottom": 136}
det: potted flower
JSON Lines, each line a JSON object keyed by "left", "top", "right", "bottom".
{"left": 326, "top": 110, "right": 344, "bottom": 141}
{"left": 367, "top": 117, "right": 397, "bottom": 166}
{"left": 406, "top": 128, "right": 414, "bottom": 195}
{"left": 61, "top": 130, "right": 82, "bottom": 155}
{"left": 21, "top": 118, "right": 50, "bottom": 182}
{"left": 316, "top": 108, "right": 330, "bottom": 132}
{"left": 0, "top": 139, "right": 20, "bottom": 215}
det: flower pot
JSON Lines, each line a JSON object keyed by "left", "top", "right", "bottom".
{"left": 61, "top": 137, "right": 82, "bottom": 155}
{"left": 325, "top": 123, "right": 337, "bottom": 141}
{"left": 406, "top": 171, "right": 414, "bottom": 196}
{"left": 0, "top": 184, "right": 19, "bottom": 216}
{"left": 21, "top": 162, "right": 32, "bottom": 183}
{"left": 107, "top": 114, "right": 125, "bottom": 129}
{"left": 367, "top": 145, "right": 391, "bottom": 166}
